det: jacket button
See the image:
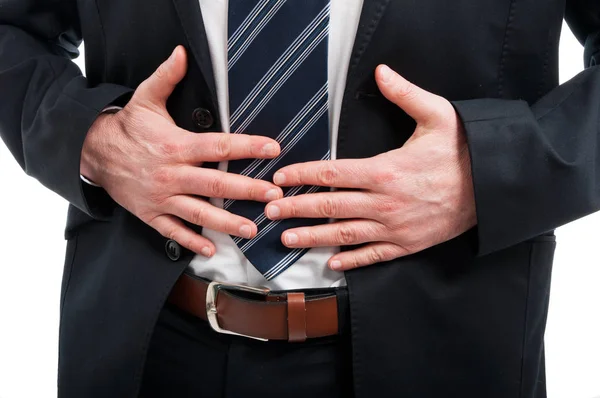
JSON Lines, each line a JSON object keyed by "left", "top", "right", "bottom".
{"left": 165, "top": 239, "right": 182, "bottom": 261}
{"left": 192, "top": 108, "right": 214, "bottom": 129}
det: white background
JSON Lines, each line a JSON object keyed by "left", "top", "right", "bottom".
{"left": 0, "top": 21, "right": 599, "bottom": 398}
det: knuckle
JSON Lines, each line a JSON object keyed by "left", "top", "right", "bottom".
{"left": 215, "top": 135, "right": 232, "bottom": 159}
{"left": 373, "top": 170, "right": 396, "bottom": 185}
{"left": 395, "top": 82, "right": 417, "bottom": 100}
{"left": 222, "top": 217, "right": 238, "bottom": 234}
{"left": 148, "top": 191, "right": 168, "bottom": 208}
{"left": 348, "top": 256, "right": 361, "bottom": 269}
{"left": 316, "top": 164, "right": 338, "bottom": 185}
{"left": 367, "top": 248, "right": 386, "bottom": 264}
{"left": 286, "top": 202, "right": 299, "bottom": 218}
{"left": 164, "top": 226, "right": 178, "bottom": 241}
{"left": 307, "top": 230, "right": 320, "bottom": 246}
{"left": 190, "top": 206, "right": 207, "bottom": 226}
{"left": 158, "top": 141, "right": 181, "bottom": 159}
{"left": 245, "top": 184, "right": 258, "bottom": 200}
{"left": 154, "top": 63, "right": 168, "bottom": 81}
{"left": 151, "top": 168, "right": 174, "bottom": 186}
{"left": 337, "top": 226, "right": 357, "bottom": 245}
{"left": 318, "top": 197, "right": 337, "bottom": 218}
{"left": 377, "top": 198, "right": 397, "bottom": 214}
{"left": 209, "top": 177, "right": 227, "bottom": 197}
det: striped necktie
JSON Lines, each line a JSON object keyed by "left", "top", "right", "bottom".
{"left": 226, "top": 0, "right": 331, "bottom": 280}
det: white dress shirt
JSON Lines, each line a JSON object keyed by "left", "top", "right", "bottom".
{"left": 187, "top": 0, "right": 364, "bottom": 289}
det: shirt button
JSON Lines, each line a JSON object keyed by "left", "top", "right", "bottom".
{"left": 192, "top": 108, "right": 214, "bottom": 130}
{"left": 165, "top": 239, "right": 182, "bottom": 261}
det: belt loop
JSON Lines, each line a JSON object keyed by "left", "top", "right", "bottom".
{"left": 286, "top": 292, "right": 307, "bottom": 342}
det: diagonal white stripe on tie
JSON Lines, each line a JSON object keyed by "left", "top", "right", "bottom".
{"left": 228, "top": 0, "right": 288, "bottom": 68}
{"left": 229, "top": 4, "right": 330, "bottom": 128}
{"left": 228, "top": 0, "right": 273, "bottom": 48}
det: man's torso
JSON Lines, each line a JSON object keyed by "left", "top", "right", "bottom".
{"left": 59, "top": 0, "right": 564, "bottom": 396}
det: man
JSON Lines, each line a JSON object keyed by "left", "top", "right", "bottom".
{"left": 0, "top": 0, "right": 598, "bottom": 396}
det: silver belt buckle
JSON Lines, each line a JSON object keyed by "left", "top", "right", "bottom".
{"left": 205, "top": 281, "right": 271, "bottom": 341}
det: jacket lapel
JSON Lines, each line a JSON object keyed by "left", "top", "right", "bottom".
{"left": 337, "top": 0, "right": 390, "bottom": 157}
{"left": 171, "top": 0, "right": 219, "bottom": 109}
{"left": 345, "top": 0, "right": 391, "bottom": 83}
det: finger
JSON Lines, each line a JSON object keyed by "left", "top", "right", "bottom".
{"left": 149, "top": 214, "right": 215, "bottom": 257}
{"left": 266, "top": 191, "right": 376, "bottom": 220}
{"left": 181, "top": 133, "right": 281, "bottom": 163}
{"left": 375, "top": 64, "right": 445, "bottom": 123}
{"left": 281, "top": 220, "right": 384, "bottom": 248}
{"left": 273, "top": 159, "right": 374, "bottom": 188}
{"left": 327, "top": 242, "right": 408, "bottom": 271}
{"left": 166, "top": 195, "right": 258, "bottom": 239}
{"left": 176, "top": 167, "right": 283, "bottom": 202}
{"left": 136, "top": 45, "right": 188, "bottom": 105}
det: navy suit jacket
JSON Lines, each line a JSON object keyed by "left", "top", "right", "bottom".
{"left": 1, "top": 0, "right": 599, "bottom": 396}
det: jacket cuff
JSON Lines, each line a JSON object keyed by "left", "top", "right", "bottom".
{"left": 451, "top": 98, "right": 533, "bottom": 256}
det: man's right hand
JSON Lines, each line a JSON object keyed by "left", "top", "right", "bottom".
{"left": 80, "top": 45, "right": 283, "bottom": 257}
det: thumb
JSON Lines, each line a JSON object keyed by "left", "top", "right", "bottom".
{"left": 135, "top": 45, "right": 188, "bottom": 106}
{"left": 375, "top": 64, "right": 444, "bottom": 124}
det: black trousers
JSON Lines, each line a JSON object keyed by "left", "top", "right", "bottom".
{"left": 139, "top": 294, "right": 354, "bottom": 398}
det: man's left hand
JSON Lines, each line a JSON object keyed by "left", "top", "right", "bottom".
{"left": 266, "top": 65, "right": 477, "bottom": 271}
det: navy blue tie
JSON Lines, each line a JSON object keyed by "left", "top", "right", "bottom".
{"left": 226, "top": 0, "right": 331, "bottom": 280}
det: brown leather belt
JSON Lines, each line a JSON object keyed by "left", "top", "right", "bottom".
{"left": 167, "top": 273, "right": 340, "bottom": 342}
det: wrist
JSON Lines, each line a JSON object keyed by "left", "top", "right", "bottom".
{"left": 80, "top": 111, "right": 120, "bottom": 187}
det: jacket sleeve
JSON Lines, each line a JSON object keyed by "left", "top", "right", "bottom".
{"left": 451, "top": 0, "right": 600, "bottom": 256}
{"left": 0, "top": 0, "right": 134, "bottom": 219}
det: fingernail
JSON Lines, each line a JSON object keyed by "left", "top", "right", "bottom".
{"left": 201, "top": 247, "right": 212, "bottom": 257}
{"left": 330, "top": 260, "right": 342, "bottom": 270}
{"left": 285, "top": 233, "right": 298, "bottom": 246}
{"left": 265, "top": 189, "right": 280, "bottom": 202}
{"left": 379, "top": 65, "right": 392, "bottom": 83}
{"left": 262, "top": 143, "right": 279, "bottom": 157}
{"left": 267, "top": 205, "right": 281, "bottom": 219}
{"left": 239, "top": 225, "right": 253, "bottom": 239}
{"left": 273, "top": 172, "right": 286, "bottom": 185}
